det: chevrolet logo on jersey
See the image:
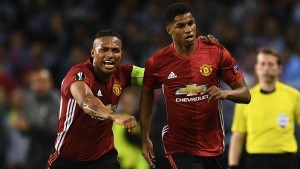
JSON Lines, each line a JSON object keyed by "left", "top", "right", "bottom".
{"left": 175, "top": 84, "right": 207, "bottom": 96}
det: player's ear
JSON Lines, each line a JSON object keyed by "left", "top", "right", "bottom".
{"left": 91, "top": 49, "right": 95, "bottom": 57}
{"left": 166, "top": 25, "right": 172, "bottom": 35}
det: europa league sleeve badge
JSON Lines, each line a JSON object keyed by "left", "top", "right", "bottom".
{"left": 75, "top": 72, "right": 87, "bottom": 81}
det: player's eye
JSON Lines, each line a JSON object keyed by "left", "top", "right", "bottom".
{"left": 112, "top": 48, "right": 121, "bottom": 53}
{"left": 100, "top": 48, "right": 109, "bottom": 52}
{"left": 176, "top": 24, "right": 184, "bottom": 28}
{"left": 188, "top": 21, "right": 194, "bottom": 26}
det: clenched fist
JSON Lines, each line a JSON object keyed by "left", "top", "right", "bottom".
{"left": 113, "top": 114, "right": 137, "bottom": 132}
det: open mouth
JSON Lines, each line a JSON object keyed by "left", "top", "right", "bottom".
{"left": 103, "top": 60, "right": 115, "bottom": 69}
{"left": 185, "top": 35, "right": 194, "bottom": 41}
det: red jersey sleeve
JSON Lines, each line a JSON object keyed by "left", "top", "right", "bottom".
{"left": 219, "top": 47, "right": 244, "bottom": 87}
{"left": 61, "top": 65, "right": 94, "bottom": 98}
{"left": 143, "top": 56, "right": 162, "bottom": 90}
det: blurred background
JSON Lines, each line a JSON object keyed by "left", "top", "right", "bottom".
{"left": 0, "top": 0, "right": 300, "bottom": 169}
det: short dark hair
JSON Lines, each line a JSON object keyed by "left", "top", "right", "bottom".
{"left": 164, "top": 3, "right": 192, "bottom": 24}
{"left": 257, "top": 48, "right": 282, "bottom": 65}
{"left": 94, "top": 29, "right": 122, "bottom": 41}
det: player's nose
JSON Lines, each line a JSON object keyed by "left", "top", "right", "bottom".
{"left": 184, "top": 26, "right": 192, "bottom": 33}
{"left": 105, "top": 49, "right": 114, "bottom": 57}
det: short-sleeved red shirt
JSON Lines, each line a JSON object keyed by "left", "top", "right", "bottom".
{"left": 54, "top": 58, "right": 133, "bottom": 161}
{"left": 143, "top": 39, "right": 244, "bottom": 156}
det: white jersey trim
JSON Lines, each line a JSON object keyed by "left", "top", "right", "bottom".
{"left": 58, "top": 96, "right": 63, "bottom": 119}
{"left": 218, "top": 78, "right": 225, "bottom": 150}
{"left": 55, "top": 99, "right": 76, "bottom": 153}
{"left": 162, "top": 125, "right": 169, "bottom": 154}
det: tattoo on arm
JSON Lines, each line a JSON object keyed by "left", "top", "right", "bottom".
{"left": 79, "top": 102, "right": 84, "bottom": 108}
{"left": 107, "top": 112, "right": 115, "bottom": 121}
{"left": 88, "top": 105, "right": 98, "bottom": 117}
{"left": 86, "top": 105, "right": 114, "bottom": 121}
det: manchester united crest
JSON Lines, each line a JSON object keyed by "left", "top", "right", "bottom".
{"left": 113, "top": 84, "right": 122, "bottom": 96}
{"left": 200, "top": 64, "right": 212, "bottom": 76}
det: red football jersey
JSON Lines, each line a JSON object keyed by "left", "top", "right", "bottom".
{"left": 143, "top": 39, "right": 244, "bottom": 156}
{"left": 54, "top": 58, "right": 133, "bottom": 161}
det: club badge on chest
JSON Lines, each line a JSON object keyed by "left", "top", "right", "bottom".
{"left": 200, "top": 64, "right": 212, "bottom": 76}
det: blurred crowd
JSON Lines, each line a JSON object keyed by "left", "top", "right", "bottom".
{"left": 0, "top": 0, "right": 300, "bottom": 169}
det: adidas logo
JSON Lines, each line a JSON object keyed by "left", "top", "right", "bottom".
{"left": 97, "top": 90, "right": 103, "bottom": 96}
{"left": 168, "top": 72, "right": 177, "bottom": 79}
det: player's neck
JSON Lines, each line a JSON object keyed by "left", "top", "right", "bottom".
{"left": 259, "top": 81, "right": 276, "bottom": 92}
{"left": 93, "top": 67, "right": 112, "bottom": 81}
{"left": 173, "top": 41, "right": 196, "bottom": 56}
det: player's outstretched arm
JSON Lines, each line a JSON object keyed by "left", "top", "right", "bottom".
{"left": 140, "top": 87, "right": 156, "bottom": 168}
{"left": 202, "top": 80, "right": 251, "bottom": 104}
{"left": 228, "top": 132, "right": 246, "bottom": 169}
{"left": 70, "top": 81, "right": 137, "bottom": 131}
